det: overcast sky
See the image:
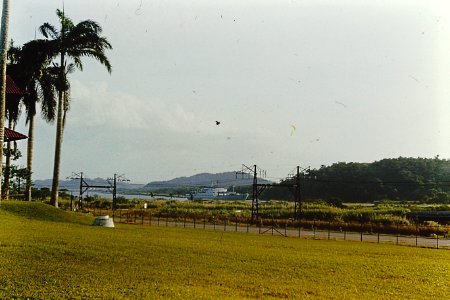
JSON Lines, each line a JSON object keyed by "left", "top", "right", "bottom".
{"left": 8, "top": 0, "right": 450, "bottom": 183}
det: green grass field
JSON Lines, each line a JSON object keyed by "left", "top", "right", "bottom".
{"left": 1, "top": 201, "right": 449, "bottom": 299}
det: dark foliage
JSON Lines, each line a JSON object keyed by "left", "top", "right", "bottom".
{"left": 262, "top": 157, "right": 450, "bottom": 202}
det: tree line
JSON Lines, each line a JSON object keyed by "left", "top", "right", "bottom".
{"left": 262, "top": 157, "right": 450, "bottom": 203}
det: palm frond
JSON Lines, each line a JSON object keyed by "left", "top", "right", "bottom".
{"left": 39, "top": 23, "right": 59, "bottom": 40}
{"left": 38, "top": 69, "right": 58, "bottom": 123}
{"left": 7, "top": 43, "right": 22, "bottom": 64}
{"left": 56, "top": 9, "right": 74, "bottom": 31}
{"left": 67, "top": 49, "right": 112, "bottom": 73}
{"left": 65, "top": 62, "right": 76, "bottom": 75}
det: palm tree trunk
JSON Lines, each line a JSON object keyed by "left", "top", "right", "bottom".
{"left": 25, "top": 113, "right": 34, "bottom": 201}
{"left": 50, "top": 44, "right": 66, "bottom": 208}
{"left": 50, "top": 90, "right": 64, "bottom": 208}
{"left": 0, "top": 0, "right": 10, "bottom": 204}
{"left": 3, "top": 118, "right": 12, "bottom": 199}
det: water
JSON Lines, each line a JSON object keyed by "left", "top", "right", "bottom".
{"left": 80, "top": 191, "right": 186, "bottom": 201}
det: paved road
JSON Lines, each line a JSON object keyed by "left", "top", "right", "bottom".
{"left": 113, "top": 216, "right": 450, "bottom": 249}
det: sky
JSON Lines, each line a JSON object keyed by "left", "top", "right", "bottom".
{"left": 7, "top": 0, "right": 450, "bottom": 184}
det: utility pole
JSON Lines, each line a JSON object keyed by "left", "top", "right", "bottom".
{"left": 238, "top": 164, "right": 267, "bottom": 224}
{"left": 112, "top": 174, "right": 117, "bottom": 211}
{"left": 237, "top": 164, "right": 308, "bottom": 224}
{"left": 67, "top": 172, "right": 84, "bottom": 210}
{"left": 294, "top": 166, "right": 301, "bottom": 220}
{"left": 252, "top": 165, "right": 258, "bottom": 223}
{"left": 79, "top": 172, "right": 83, "bottom": 209}
{"left": 68, "top": 172, "right": 129, "bottom": 213}
{"left": 107, "top": 174, "right": 129, "bottom": 213}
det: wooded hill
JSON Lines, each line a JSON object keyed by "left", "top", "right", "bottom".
{"left": 262, "top": 157, "right": 450, "bottom": 203}
{"left": 143, "top": 171, "right": 272, "bottom": 191}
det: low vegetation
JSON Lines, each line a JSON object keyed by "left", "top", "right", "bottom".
{"left": 86, "top": 198, "right": 450, "bottom": 225}
{"left": 1, "top": 201, "right": 449, "bottom": 299}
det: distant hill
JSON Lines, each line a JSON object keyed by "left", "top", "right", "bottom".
{"left": 143, "top": 171, "right": 272, "bottom": 190}
{"left": 32, "top": 171, "right": 272, "bottom": 192}
{"left": 33, "top": 178, "right": 145, "bottom": 191}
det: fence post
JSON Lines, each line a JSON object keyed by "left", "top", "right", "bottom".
{"left": 313, "top": 220, "right": 316, "bottom": 239}
{"left": 285, "top": 222, "right": 287, "bottom": 237}
{"left": 396, "top": 224, "right": 399, "bottom": 245}
{"left": 134, "top": 211, "right": 137, "bottom": 223}
{"left": 157, "top": 215, "right": 160, "bottom": 226}
{"left": 298, "top": 220, "right": 301, "bottom": 238}
{"left": 436, "top": 229, "right": 439, "bottom": 249}
{"left": 141, "top": 212, "right": 144, "bottom": 224}
{"left": 328, "top": 221, "right": 331, "bottom": 240}
{"left": 377, "top": 223, "right": 380, "bottom": 244}
{"left": 166, "top": 214, "right": 168, "bottom": 227}
{"left": 224, "top": 219, "right": 227, "bottom": 231}
{"left": 271, "top": 218, "right": 274, "bottom": 236}
{"left": 119, "top": 209, "right": 122, "bottom": 223}
{"left": 213, "top": 218, "right": 216, "bottom": 230}
{"left": 360, "top": 223, "right": 363, "bottom": 242}
{"left": 259, "top": 219, "right": 262, "bottom": 234}
{"left": 415, "top": 223, "right": 418, "bottom": 247}
{"left": 149, "top": 211, "right": 152, "bottom": 226}
{"left": 194, "top": 217, "right": 196, "bottom": 229}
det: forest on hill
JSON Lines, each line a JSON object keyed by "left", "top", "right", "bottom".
{"left": 262, "top": 157, "right": 450, "bottom": 203}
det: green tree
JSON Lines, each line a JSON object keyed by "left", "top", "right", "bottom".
{"left": 38, "top": 9, "right": 112, "bottom": 207}
{"left": 7, "top": 40, "right": 59, "bottom": 201}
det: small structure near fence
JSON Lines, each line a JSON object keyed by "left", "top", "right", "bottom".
{"left": 92, "top": 215, "right": 115, "bottom": 228}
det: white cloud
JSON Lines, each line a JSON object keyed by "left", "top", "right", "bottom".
{"left": 69, "top": 80, "right": 201, "bottom": 133}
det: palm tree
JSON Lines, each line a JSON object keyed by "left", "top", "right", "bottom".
{"left": 3, "top": 74, "right": 22, "bottom": 199}
{"left": 0, "top": 0, "right": 10, "bottom": 203}
{"left": 7, "top": 41, "right": 58, "bottom": 201}
{"left": 3, "top": 42, "right": 26, "bottom": 200}
{"left": 39, "top": 9, "right": 112, "bottom": 207}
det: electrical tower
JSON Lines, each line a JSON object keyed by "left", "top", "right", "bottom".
{"left": 67, "top": 172, "right": 129, "bottom": 212}
{"left": 237, "top": 164, "right": 309, "bottom": 223}
{"left": 107, "top": 174, "right": 130, "bottom": 211}
{"left": 237, "top": 164, "right": 267, "bottom": 223}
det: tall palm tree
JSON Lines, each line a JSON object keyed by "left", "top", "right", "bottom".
{"left": 0, "top": 0, "right": 10, "bottom": 204}
{"left": 7, "top": 41, "right": 58, "bottom": 201}
{"left": 39, "top": 9, "right": 112, "bottom": 207}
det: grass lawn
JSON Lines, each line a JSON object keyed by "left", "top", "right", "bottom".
{"left": 1, "top": 201, "right": 449, "bottom": 299}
